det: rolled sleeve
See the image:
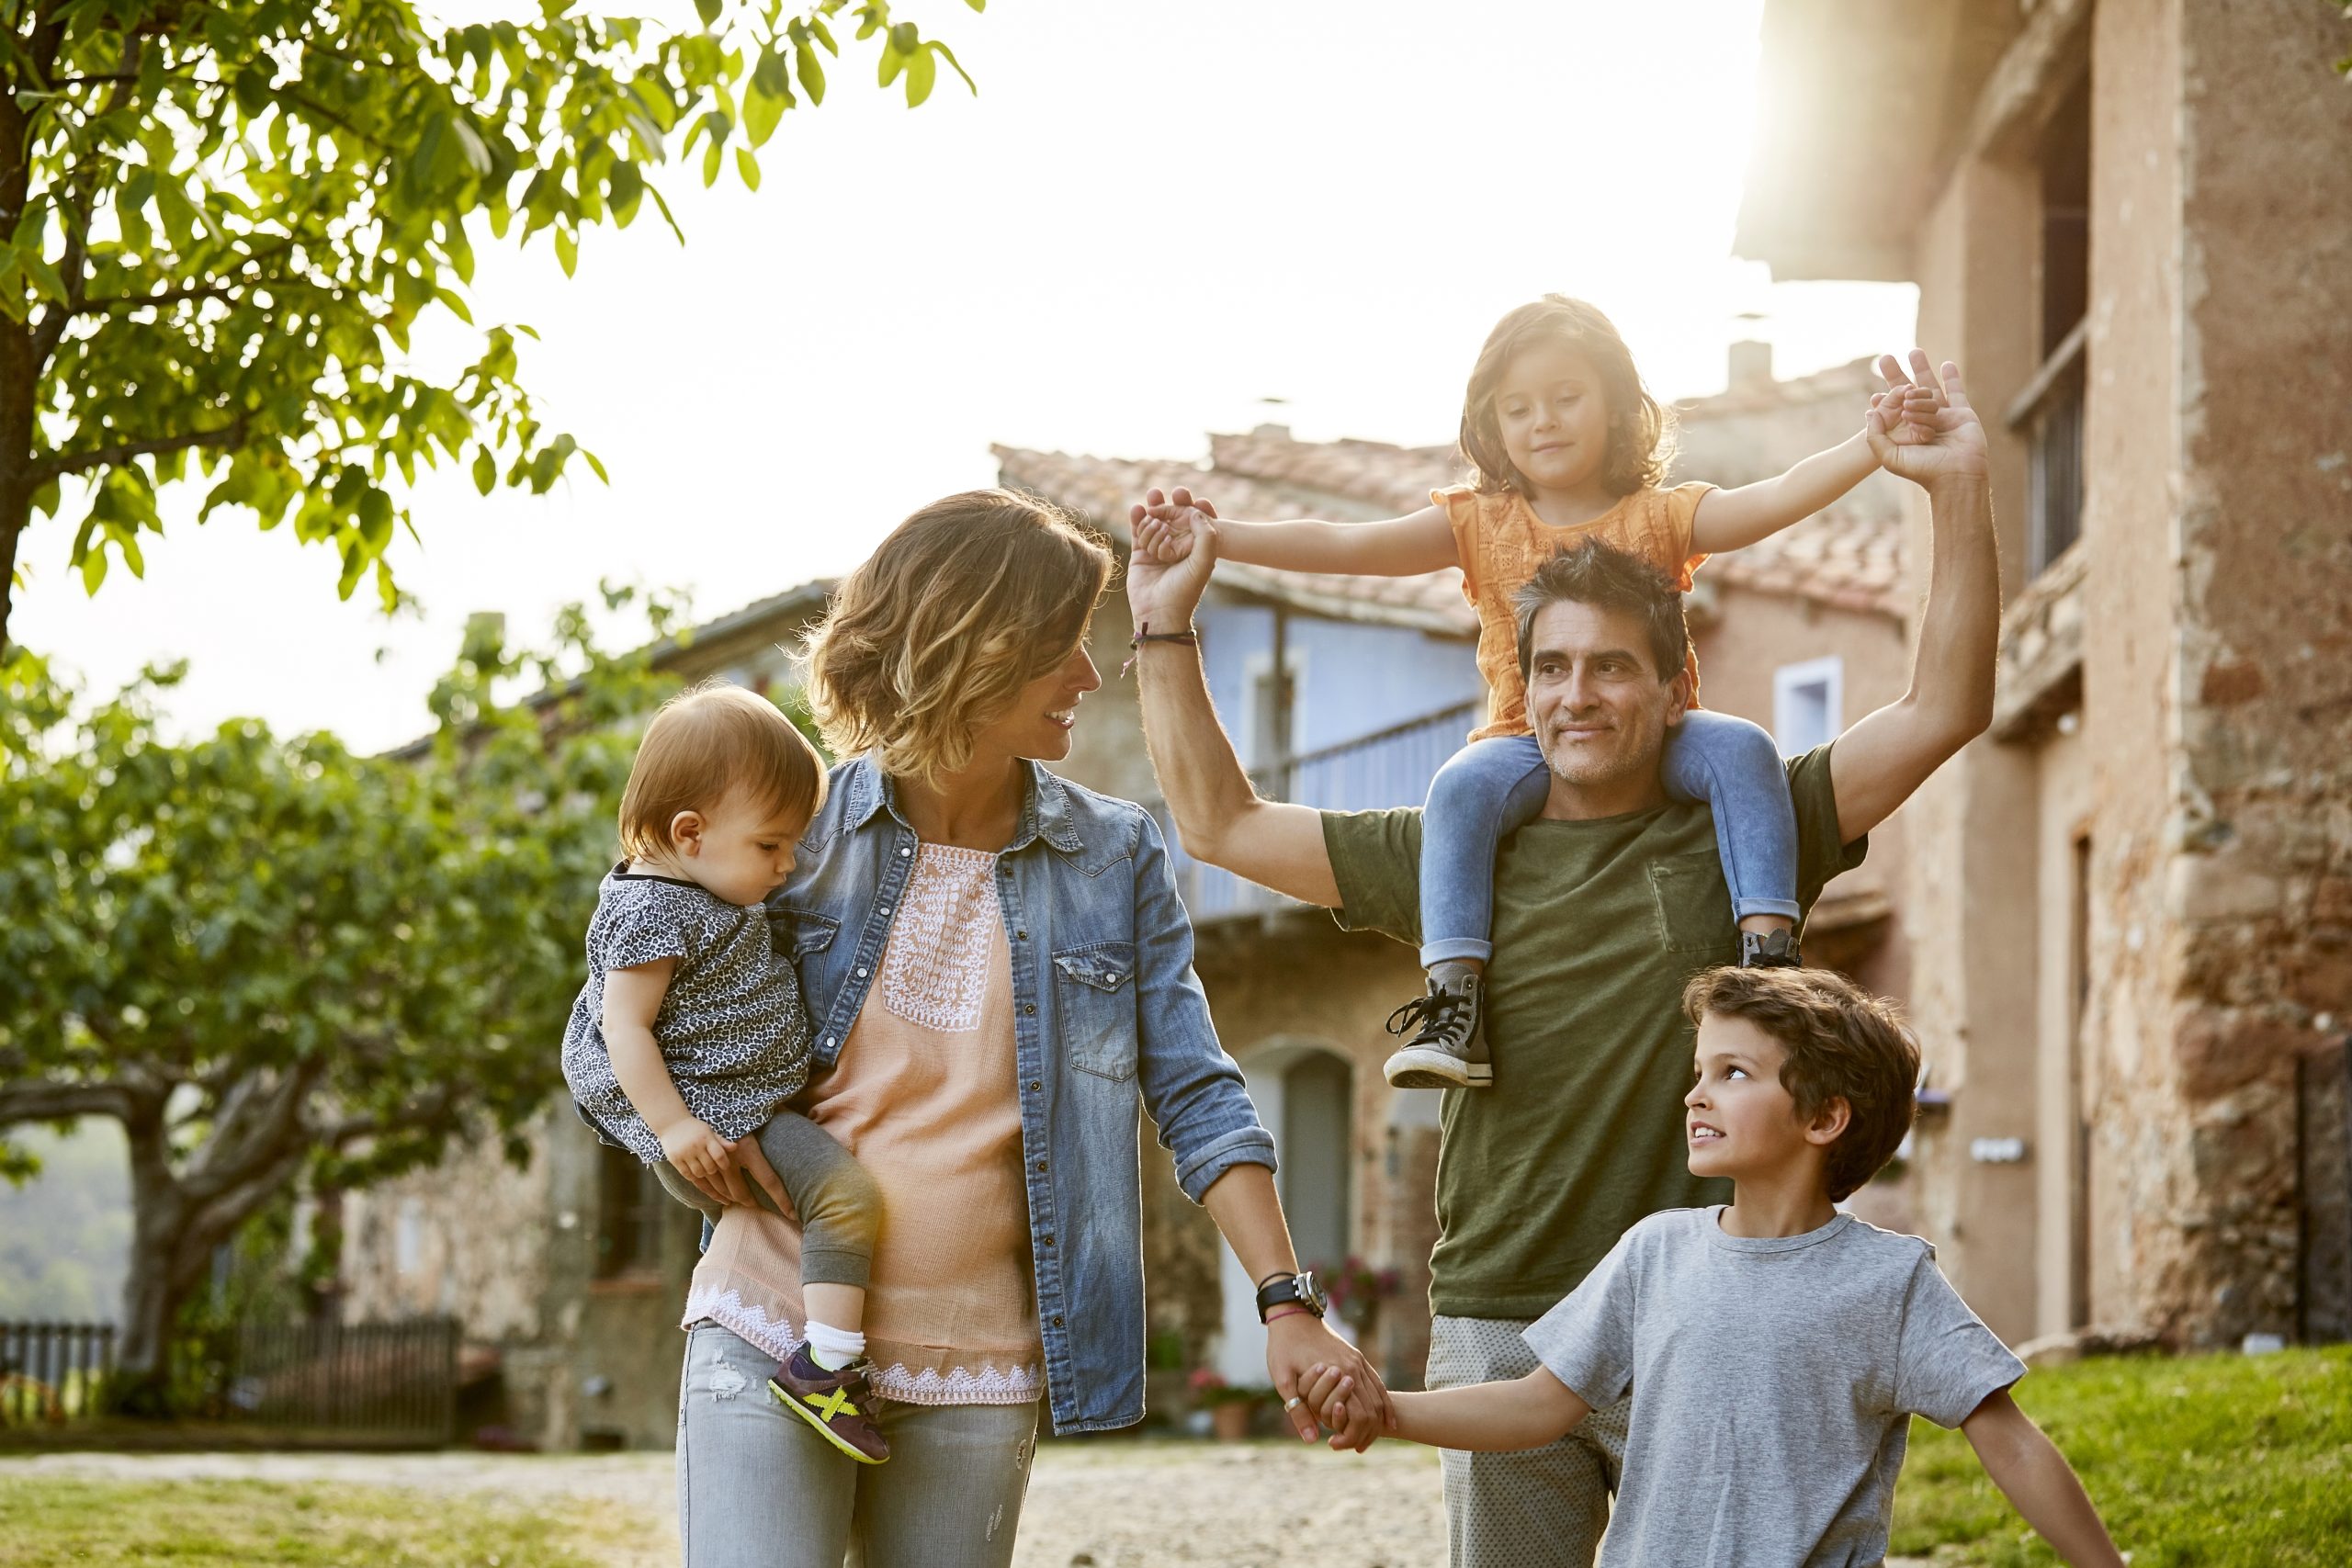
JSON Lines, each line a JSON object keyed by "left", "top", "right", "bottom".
{"left": 1321, "top": 806, "right": 1426, "bottom": 948}
{"left": 1129, "top": 807, "right": 1277, "bottom": 1203}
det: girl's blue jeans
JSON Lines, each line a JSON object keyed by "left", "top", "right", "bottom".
{"left": 1417, "top": 710, "right": 1803, "bottom": 966}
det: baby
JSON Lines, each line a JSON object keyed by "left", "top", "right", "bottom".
{"left": 560, "top": 681, "right": 888, "bottom": 1463}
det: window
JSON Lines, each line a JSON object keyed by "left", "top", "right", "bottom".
{"left": 2012, "top": 73, "right": 2090, "bottom": 577}
{"left": 1771, "top": 657, "right": 1844, "bottom": 757}
{"left": 394, "top": 1198, "right": 424, "bottom": 1277}
{"left": 1238, "top": 647, "right": 1307, "bottom": 787}
{"left": 594, "top": 1145, "right": 664, "bottom": 1279}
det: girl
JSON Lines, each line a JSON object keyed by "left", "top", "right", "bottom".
{"left": 562, "top": 681, "right": 889, "bottom": 1462}
{"left": 1136, "top": 295, "right": 1920, "bottom": 1091}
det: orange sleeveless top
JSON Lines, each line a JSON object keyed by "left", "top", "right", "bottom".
{"left": 1434, "top": 481, "right": 1713, "bottom": 740}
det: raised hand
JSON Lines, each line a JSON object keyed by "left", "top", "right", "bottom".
{"left": 1868, "top": 352, "right": 1988, "bottom": 487}
{"left": 1123, "top": 486, "right": 1220, "bottom": 635}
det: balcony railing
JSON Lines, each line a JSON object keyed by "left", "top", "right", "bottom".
{"left": 1146, "top": 699, "right": 1481, "bottom": 920}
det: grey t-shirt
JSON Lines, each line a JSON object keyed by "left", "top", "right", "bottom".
{"left": 1524, "top": 1207, "right": 2025, "bottom": 1568}
{"left": 560, "top": 863, "right": 812, "bottom": 1164}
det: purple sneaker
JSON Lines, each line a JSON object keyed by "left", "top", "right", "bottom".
{"left": 769, "top": 1345, "right": 889, "bottom": 1463}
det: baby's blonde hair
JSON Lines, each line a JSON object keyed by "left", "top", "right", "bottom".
{"left": 617, "top": 682, "right": 829, "bottom": 859}
{"left": 803, "top": 489, "right": 1111, "bottom": 787}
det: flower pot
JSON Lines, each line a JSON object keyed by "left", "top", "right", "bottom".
{"left": 1210, "top": 1402, "right": 1253, "bottom": 1442}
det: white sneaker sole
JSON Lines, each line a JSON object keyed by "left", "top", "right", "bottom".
{"left": 1383, "top": 1045, "right": 1493, "bottom": 1089}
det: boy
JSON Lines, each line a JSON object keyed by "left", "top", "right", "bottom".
{"left": 1301, "top": 965, "right": 2124, "bottom": 1566}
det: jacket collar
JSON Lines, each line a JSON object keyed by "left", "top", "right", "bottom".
{"left": 838, "top": 756, "right": 1083, "bottom": 855}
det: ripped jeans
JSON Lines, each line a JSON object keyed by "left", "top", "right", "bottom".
{"left": 677, "top": 1323, "right": 1039, "bottom": 1568}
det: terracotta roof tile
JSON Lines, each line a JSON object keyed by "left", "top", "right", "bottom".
{"left": 993, "top": 381, "right": 1912, "bottom": 632}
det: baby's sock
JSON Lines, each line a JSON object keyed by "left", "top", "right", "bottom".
{"left": 804, "top": 1320, "right": 866, "bottom": 1371}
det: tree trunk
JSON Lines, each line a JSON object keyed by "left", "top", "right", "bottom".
{"left": 110, "top": 1096, "right": 196, "bottom": 1416}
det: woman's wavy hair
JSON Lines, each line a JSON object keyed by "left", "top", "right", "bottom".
{"left": 1459, "top": 295, "right": 1674, "bottom": 499}
{"left": 802, "top": 490, "right": 1111, "bottom": 786}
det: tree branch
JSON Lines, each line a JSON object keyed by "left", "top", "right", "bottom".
{"left": 181, "top": 1056, "right": 322, "bottom": 1203}
{"left": 323, "top": 1084, "right": 457, "bottom": 1150}
{"left": 36, "top": 414, "right": 249, "bottom": 479}
{"left": 0, "top": 1077, "right": 138, "bottom": 1125}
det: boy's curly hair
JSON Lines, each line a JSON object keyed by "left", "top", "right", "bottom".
{"left": 1459, "top": 295, "right": 1674, "bottom": 499}
{"left": 1682, "top": 965, "right": 1922, "bottom": 1201}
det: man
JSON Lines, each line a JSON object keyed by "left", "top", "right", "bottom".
{"left": 1125, "top": 355, "right": 1996, "bottom": 1565}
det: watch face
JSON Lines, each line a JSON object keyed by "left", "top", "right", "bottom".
{"left": 1296, "top": 1269, "right": 1329, "bottom": 1314}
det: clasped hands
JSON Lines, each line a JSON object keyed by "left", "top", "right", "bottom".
{"left": 1265, "top": 1312, "right": 1398, "bottom": 1452}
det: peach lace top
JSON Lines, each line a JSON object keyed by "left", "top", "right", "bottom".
{"left": 682, "top": 842, "right": 1043, "bottom": 1405}
{"left": 1434, "top": 481, "right": 1714, "bottom": 740}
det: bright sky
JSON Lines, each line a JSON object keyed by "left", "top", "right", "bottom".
{"left": 18, "top": 0, "right": 1915, "bottom": 753}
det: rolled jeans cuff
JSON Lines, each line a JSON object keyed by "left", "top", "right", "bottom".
{"left": 1733, "top": 897, "right": 1804, "bottom": 923}
{"left": 1418, "top": 938, "right": 1492, "bottom": 966}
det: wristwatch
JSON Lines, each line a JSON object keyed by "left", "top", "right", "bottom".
{"left": 1254, "top": 1269, "right": 1328, "bottom": 1323}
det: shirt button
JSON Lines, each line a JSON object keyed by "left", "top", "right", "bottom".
{"left": 898, "top": 847, "right": 910, "bottom": 858}
{"left": 1015, "top": 930, "right": 1027, "bottom": 941}
{"left": 1027, "top": 1080, "right": 1041, "bottom": 1093}
{"left": 1035, "top": 1159, "right": 1048, "bottom": 1173}
{"left": 855, "top": 966, "right": 868, "bottom": 978}
{"left": 1051, "top": 1314, "right": 1065, "bottom": 1328}
{"left": 1023, "top": 1002, "right": 1036, "bottom": 1016}
{"left": 1042, "top": 1234, "right": 1055, "bottom": 1247}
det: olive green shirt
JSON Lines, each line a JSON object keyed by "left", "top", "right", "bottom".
{"left": 1322, "top": 745, "right": 1867, "bottom": 1319}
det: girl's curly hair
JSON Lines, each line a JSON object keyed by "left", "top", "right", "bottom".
{"left": 803, "top": 490, "right": 1111, "bottom": 787}
{"left": 1459, "top": 295, "right": 1674, "bottom": 499}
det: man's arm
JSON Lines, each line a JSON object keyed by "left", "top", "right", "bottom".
{"left": 1128, "top": 488, "right": 1343, "bottom": 908}
{"left": 1828, "top": 356, "right": 2000, "bottom": 844}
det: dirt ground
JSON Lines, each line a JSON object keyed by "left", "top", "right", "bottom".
{"left": 2, "top": 1438, "right": 1451, "bottom": 1568}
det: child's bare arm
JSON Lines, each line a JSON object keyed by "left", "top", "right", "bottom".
{"left": 1690, "top": 430, "right": 1881, "bottom": 555}
{"left": 1131, "top": 489, "right": 1458, "bottom": 578}
{"left": 1303, "top": 1363, "right": 1589, "bottom": 1452}
{"left": 603, "top": 960, "right": 745, "bottom": 1205}
{"left": 1961, "top": 1390, "right": 2125, "bottom": 1567}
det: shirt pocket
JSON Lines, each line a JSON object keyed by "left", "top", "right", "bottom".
{"left": 779, "top": 909, "right": 840, "bottom": 962}
{"left": 1648, "top": 852, "right": 1737, "bottom": 958}
{"left": 1054, "top": 940, "right": 1138, "bottom": 1081}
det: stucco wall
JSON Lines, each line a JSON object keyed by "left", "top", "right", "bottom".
{"left": 2079, "top": 0, "right": 2352, "bottom": 1345}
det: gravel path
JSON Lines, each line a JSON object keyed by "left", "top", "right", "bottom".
{"left": 6, "top": 1440, "right": 1445, "bottom": 1568}
{"left": 5, "top": 1443, "right": 1930, "bottom": 1566}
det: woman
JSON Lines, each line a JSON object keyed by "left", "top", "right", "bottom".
{"left": 674, "top": 491, "right": 1389, "bottom": 1567}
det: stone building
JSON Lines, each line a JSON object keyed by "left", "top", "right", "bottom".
{"left": 335, "top": 350, "right": 1925, "bottom": 1447}
{"left": 1736, "top": 0, "right": 2352, "bottom": 1348}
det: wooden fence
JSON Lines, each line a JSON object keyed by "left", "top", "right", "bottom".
{"left": 0, "top": 1316, "right": 458, "bottom": 1445}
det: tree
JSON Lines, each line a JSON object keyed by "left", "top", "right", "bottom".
{"left": 0, "top": 0, "right": 979, "bottom": 652}
{"left": 0, "top": 596, "right": 703, "bottom": 1408}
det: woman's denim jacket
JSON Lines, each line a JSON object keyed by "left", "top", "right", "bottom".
{"left": 768, "top": 756, "right": 1275, "bottom": 1434}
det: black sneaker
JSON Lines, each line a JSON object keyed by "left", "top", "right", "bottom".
{"left": 1382, "top": 974, "right": 1493, "bottom": 1089}
{"left": 1740, "top": 930, "right": 1803, "bottom": 968}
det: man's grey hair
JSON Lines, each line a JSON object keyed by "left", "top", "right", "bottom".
{"left": 1512, "top": 540, "right": 1692, "bottom": 687}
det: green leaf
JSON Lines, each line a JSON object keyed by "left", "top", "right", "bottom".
{"left": 695, "top": 0, "right": 722, "bottom": 25}
{"left": 794, "top": 39, "right": 828, "bottom": 104}
{"left": 904, "top": 47, "right": 936, "bottom": 107}
{"left": 931, "top": 39, "right": 976, "bottom": 95}
{"left": 472, "top": 448, "right": 496, "bottom": 495}
{"left": 735, "top": 149, "right": 761, "bottom": 190}
{"left": 232, "top": 68, "right": 272, "bottom": 118}
{"left": 553, "top": 228, "right": 577, "bottom": 277}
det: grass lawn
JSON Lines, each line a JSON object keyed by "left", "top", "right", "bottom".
{"left": 1891, "top": 1345, "right": 2352, "bottom": 1565}
{"left": 0, "top": 1476, "right": 653, "bottom": 1568}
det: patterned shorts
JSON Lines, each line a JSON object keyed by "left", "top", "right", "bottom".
{"left": 1428, "top": 1314, "right": 1631, "bottom": 1568}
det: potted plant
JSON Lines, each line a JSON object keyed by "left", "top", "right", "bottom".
{"left": 1321, "top": 1256, "right": 1403, "bottom": 1336}
{"left": 1189, "top": 1368, "right": 1265, "bottom": 1441}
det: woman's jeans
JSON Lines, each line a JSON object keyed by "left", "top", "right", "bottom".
{"left": 1418, "top": 710, "right": 1803, "bottom": 965}
{"left": 678, "top": 1324, "right": 1039, "bottom": 1568}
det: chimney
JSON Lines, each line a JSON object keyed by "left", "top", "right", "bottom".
{"left": 1728, "top": 340, "right": 1774, "bottom": 391}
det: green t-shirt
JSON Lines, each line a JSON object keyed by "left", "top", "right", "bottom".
{"left": 1323, "top": 745, "right": 1867, "bottom": 1320}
